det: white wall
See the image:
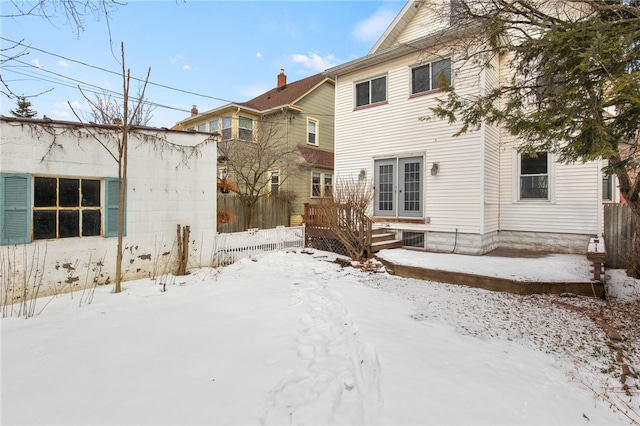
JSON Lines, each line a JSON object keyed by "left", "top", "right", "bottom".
{"left": 0, "top": 118, "right": 217, "bottom": 303}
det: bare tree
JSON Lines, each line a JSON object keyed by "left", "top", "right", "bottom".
{"left": 316, "top": 176, "right": 376, "bottom": 261}
{"left": 85, "top": 88, "right": 155, "bottom": 126}
{"left": 218, "top": 112, "right": 305, "bottom": 230}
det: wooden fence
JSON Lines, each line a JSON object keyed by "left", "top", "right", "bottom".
{"left": 217, "top": 194, "right": 290, "bottom": 233}
{"left": 214, "top": 226, "right": 305, "bottom": 266}
{"left": 604, "top": 204, "right": 634, "bottom": 269}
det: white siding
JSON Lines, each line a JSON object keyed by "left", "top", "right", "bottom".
{"left": 396, "top": 2, "right": 449, "bottom": 45}
{"left": 1, "top": 119, "right": 217, "bottom": 300}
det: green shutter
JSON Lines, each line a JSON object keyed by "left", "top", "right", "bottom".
{"left": 105, "top": 178, "right": 126, "bottom": 237}
{"left": 1, "top": 173, "right": 31, "bottom": 245}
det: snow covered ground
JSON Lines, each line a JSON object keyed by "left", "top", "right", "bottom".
{"left": 2, "top": 248, "right": 639, "bottom": 425}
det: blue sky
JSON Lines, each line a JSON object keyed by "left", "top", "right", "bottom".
{"left": 1, "top": 1, "right": 405, "bottom": 127}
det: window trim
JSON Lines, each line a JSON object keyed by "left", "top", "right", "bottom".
{"left": 238, "top": 115, "right": 254, "bottom": 141}
{"left": 221, "top": 116, "right": 232, "bottom": 141}
{"left": 354, "top": 74, "right": 388, "bottom": 109}
{"left": 269, "top": 170, "right": 279, "bottom": 196}
{"left": 311, "top": 171, "right": 332, "bottom": 198}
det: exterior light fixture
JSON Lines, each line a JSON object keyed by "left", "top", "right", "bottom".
{"left": 431, "top": 162, "right": 440, "bottom": 176}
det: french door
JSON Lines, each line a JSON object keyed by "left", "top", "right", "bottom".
{"left": 373, "top": 156, "right": 423, "bottom": 218}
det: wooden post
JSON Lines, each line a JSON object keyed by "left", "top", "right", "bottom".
{"left": 176, "top": 224, "right": 190, "bottom": 276}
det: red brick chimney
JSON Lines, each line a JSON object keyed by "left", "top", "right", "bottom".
{"left": 191, "top": 105, "right": 198, "bottom": 116}
{"left": 277, "top": 69, "right": 287, "bottom": 89}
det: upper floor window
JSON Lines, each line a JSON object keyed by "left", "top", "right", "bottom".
{"left": 307, "top": 118, "right": 318, "bottom": 145}
{"left": 238, "top": 116, "right": 254, "bottom": 141}
{"left": 356, "top": 75, "right": 387, "bottom": 107}
{"left": 412, "top": 58, "right": 452, "bottom": 95}
{"left": 209, "top": 119, "right": 218, "bottom": 134}
{"left": 520, "top": 152, "right": 549, "bottom": 200}
{"left": 222, "top": 116, "right": 232, "bottom": 140}
{"left": 270, "top": 170, "right": 279, "bottom": 196}
{"left": 197, "top": 123, "right": 206, "bottom": 132}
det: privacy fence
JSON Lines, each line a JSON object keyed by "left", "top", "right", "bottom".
{"left": 217, "top": 194, "right": 290, "bottom": 233}
{"left": 604, "top": 204, "right": 634, "bottom": 269}
{"left": 214, "top": 225, "right": 305, "bottom": 266}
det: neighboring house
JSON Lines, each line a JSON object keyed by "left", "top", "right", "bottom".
{"left": 324, "top": 0, "right": 611, "bottom": 255}
{"left": 174, "top": 70, "right": 335, "bottom": 227}
{"left": 0, "top": 116, "right": 217, "bottom": 302}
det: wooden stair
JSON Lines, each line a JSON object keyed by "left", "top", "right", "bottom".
{"left": 369, "top": 228, "right": 402, "bottom": 253}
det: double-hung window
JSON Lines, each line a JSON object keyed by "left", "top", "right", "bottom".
{"left": 519, "top": 152, "right": 549, "bottom": 200}
{"left": 197, "top": 123, "right": 206, "bottom": 132}
{"left": 412, "top": 58, "right": 452, "bottom": 95}
{"left": 307, "top": 118, "right": 318, "bottom": 145}
{"left": 238, "top": 116, "right": 254, "bottom": 141}
{"left": 1, "top": 174, "right": 123, "bottom": 245}
{"left": 209, "top": 119, "right": 218, "bottom": 134}
{"left": 270, "top": 170, "right": 279, "bottom": 196}
{"left": 222, "top": 116, "right": 232, "bottom": 140}
{"left": 355, "top": 75, "right": 387, "bottom": 107}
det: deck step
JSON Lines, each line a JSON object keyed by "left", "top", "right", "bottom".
{"left": 370, "top": 239, "right": 403, "bottom": 252}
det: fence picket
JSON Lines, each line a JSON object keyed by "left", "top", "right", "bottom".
{"left": 604, "top": 204, "right": 634, "bottom": 269}
{"left": 214, "top": 225, "right": 305, "bottom": 266}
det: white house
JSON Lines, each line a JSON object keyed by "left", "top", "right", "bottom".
{"left": 324, "top": 0, "right": 609, "bottom": 255}
{"left": 0, "top": 116, "right": 217, "bottom": 304}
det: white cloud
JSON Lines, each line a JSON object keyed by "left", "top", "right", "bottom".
{"left": 170, "top": 54, "right": 184, "bottom": 64}
{"left": 256, "top": 52, "right": 262, "bottom": 58}
{"left": 58, "top": 60, "right": 69, "bottom": 68}
{"left": 351, "top": 5, "right": 397, "bottom": 43}
{"left": 182, "top": 64, "right": 192, "bottom": 71}
{"left": 290, "top": 53, "right": 337, "bottom": 72}
{"left": 31, "top": 58, "right": 43, "bottom": 69}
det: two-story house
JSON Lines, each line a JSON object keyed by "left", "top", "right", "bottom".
{"left": 324, "top": 0, "right": 608, "bottom": 255}
{"left": 175, "top": 70, "right": 335, "bottom": 227}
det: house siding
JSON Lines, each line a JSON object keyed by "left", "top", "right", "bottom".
{"left": 0, "top": 118, "right": 217, "bottom": 302}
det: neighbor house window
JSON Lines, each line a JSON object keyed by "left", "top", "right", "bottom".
{"left": 209, "top": 119, "right": 218, "bottom": 134}
{"left": 222, "top": 116, "right": 232, "bottom": 140}
{"left": 307, "top": 118, "right": 318, "bottom": 145}
{"left": 412, "top": 58, "right": 452, "bottom": 95}
{"left": 311, "top": 171, "right": 332, "bottom": 198}
{"left": 520, "top": 152, "right": 549, "bottom": 199}
{"left": 197, "top": 123, "right": 206, "bottom": 132}
{"left": 0, "top": 174, "right": 123, "bottom": 245}
{"left": 238, "top": 116, "right": 254, "bottom": 141}
{"left": 355, "top": 75, "right": 387, "bottom": 107}
{"left": 602, "top": 159, "right": 615, "bottom": 201}
{"left": 270, "top": 170, "right": 279, "bottom": 196}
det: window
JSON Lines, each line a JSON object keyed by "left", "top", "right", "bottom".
{"left": 520, "top": 152, "right": 549, "bottom": 200}
{"left": 412, "top": 58, "right": 452, "bottom": 95}
{"left": 209, "top": 119, "right": 218, "bottom": 134}
{"left": 602, "top": 159, "right": 615, "bottom": 201}
{"left": 270, "top": 170, "right": 279, "bottom": 196}
{"left": 324, "top": 173, "right": 333, "bottom": 198}
{"left": 238, "top": 116, "right": 254, "bottom": 141}
{"left": 402, "top": 231, "right": 425, "bottom": 248}
{"left": 0, "top": 174, "right": 123, "bottom": 245}
{"left": 356, "top": 75, "right": 387, "bottom": 107}
{"left": 307, "top": 118, "right": 318, "bottom": 145}
{"left": 222, "top": 116, "right": 232, "bottom": 140}
{"left": 311, "top": 171, "right": 332, "bottom": 198}
{"left": 374, "top": 156, "right": 424, "bottom": 217}
{"left": 197, "top": 123, "right": 206, "bottom": 132}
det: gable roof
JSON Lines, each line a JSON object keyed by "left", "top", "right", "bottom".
{"left": 369, "top": 0, "right": 422, "bottom": 54}
{"left": 239, "top": 73, "right": 332, "bottom": 113}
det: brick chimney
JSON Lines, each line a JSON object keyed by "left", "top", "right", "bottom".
{"left": 191, "top": 105, "right": 198, "bottom": 116}
{"left": 277, "top": 69, "right": 287, "bottom": 89}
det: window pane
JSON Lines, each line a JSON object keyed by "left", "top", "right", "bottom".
{"left": 602, "top": 175, "right": 613, "bottom": 201}
{"left": 239, "top": 116, "right": 253, "bottom": 130}
{"left": 356, "top": 82, "right": 370, "bottom": 107}
{"left": 412, "top": 64, "right": 431, "bottom": 94}
{"left": 82, "top": 180, "right": 100, "bottom": 207}
{"left": 34, "top": 177, "right": 57, "bottom": 207}
{"left": 209, "top": 120, "right": 218, "bottom": 133}
{"left": 403, "top": 161, "right": 421, "bottom": 211}
{"left": 222, "top": 116, "right": 232, "bottom": 140}
{"left": 59, "top": 178, "right": 79, "bottom": 207}
{"left": 59, "top": 210, "right": 79, "bottom": 238}
{"left": 521, "top": 153, "right": 547, "bottom": 174}
{"left": 308, "top": 120, "right": 317, "bottom": 144}
{"left": 33, "top": 210, "right": 56, "bottom": 240}
{"left": 432, "top": 59, "right": 452, "bottom": 89}
{"left": 520, "top": 176, "right": 548, "bottom": 199}
{"left": 312, "top": 172, "right": 321, "bottom": 197}
{"left": 197, "top": 123, "right": 206, "bottom": 132}
{"left": 371, "top": 77, "right": 386, "bottom": 103}
{"left": 82, "top": 210, "right": 101, "bottom": 236}
{"left": 324, "top": 173, "right": 332, "bottom": 197}
{"left": 378, "top": 164, "right": 394, "bottom": 211}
